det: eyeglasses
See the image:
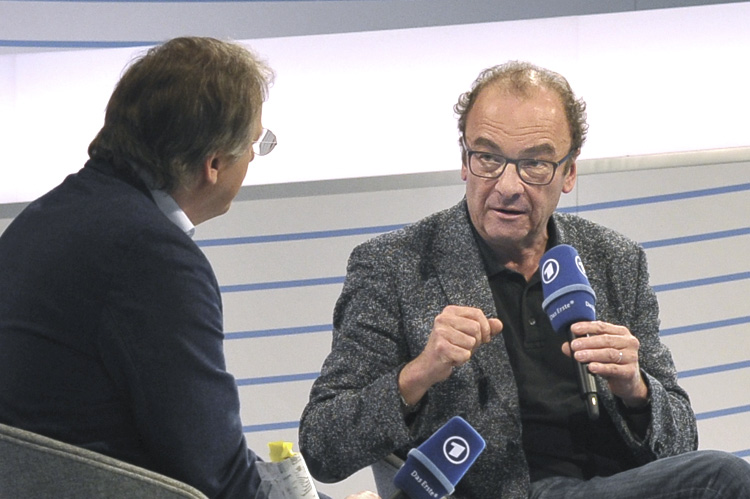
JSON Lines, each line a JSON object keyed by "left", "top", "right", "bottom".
{"left": 251, "top": 128, "right": 277, "bottom": 156}
{"left": 463, "top": 138, "right": 574, "bottom": 186}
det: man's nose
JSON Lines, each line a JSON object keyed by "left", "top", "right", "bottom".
{"left": 493, "top": 162, "right": 525, "bottom": 194}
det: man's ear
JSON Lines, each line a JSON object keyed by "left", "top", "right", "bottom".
{"left": 203, "top": 154, "right": 222, "bottom": 185}
{"left": 562, "top": 160, "right": 577, "bottom": 194}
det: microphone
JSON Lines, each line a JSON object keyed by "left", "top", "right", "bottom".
{"left": 389, "top": 416, "right": 485, "bottom": 499}
{"left": 540, "top": 244, "right": 600, "bottom": 421}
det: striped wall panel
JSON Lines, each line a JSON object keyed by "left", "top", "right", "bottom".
{"left": 202, "top": 149, "right": 750, "bottom": 484}
{"left": 1, "top": 147, "right": 749, "bottom": 495}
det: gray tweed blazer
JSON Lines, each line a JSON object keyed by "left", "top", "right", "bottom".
{"left": 299, "top": 199, "right": 697, "bottom": 498}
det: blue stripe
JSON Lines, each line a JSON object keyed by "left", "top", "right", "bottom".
{"left": 219, "top": 269, "right": 748, "bottom": 295}
{"left": 642, "top": 227, "right": 750, "bottom": 249}
{"left": 228, "top": 317, "right": 749, "bottom": 342}
{"left": 242, "top": 420, "right": 299, "bottom": 433}
{"left": 236, "top": 372, "right": 318, "bottom": 386}
{"left": 5, "top": 0, "right": 350, "bottom": 3}
{"left": 198, "top": 224, "right": 405, "bottom": 247}
{"left": 652, "top": 272, "right": 750, "bottom": 293}
{"left": 558, "top": 182, "right": 750, "bottom": 213}
{"left": 734, "top": 449, "right": 750, "bottom": 459}
{"left": 230, "top": 347, "right": 750, "bottom": 393}
{"left": 695, "top": 404, "right": 750, "bottom": 421}
{"left": 226, "top": 324, "right": 331, "bottom": 340}
{"left": 241, "top": 409, "right": 750, "bottom": 433}
{"left": 660, "top": 316, "right": 750, "bottom": 337}
{"left": 220, "top": 276, "right": 344, "bottom": 293}
{"left": 0, "top": 39, "right": 156, "bottom": 48}
{"left": 231, "top": 348, "right": 750, "bottom": 386}
{"left": 192, "top": 181, "right": 750, "bottom": 249}
{"left": 679, "top": 360, "right": 750, "bottom": 379}
{"left": 200, "top": 223, "right": 750, "bottom": 250}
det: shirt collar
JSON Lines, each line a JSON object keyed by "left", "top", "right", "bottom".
{"left": 130, "top": 162, "right": 196, "bottom": 238}
{"left": 149, "top": 189, "right": 196, "bottom": 238}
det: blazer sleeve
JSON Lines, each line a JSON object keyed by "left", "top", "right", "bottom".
{"left": 583, "top": 232, "right": 698, "bottom": 464}
{"left": 632, "top": 247, "right": 698, "bottom": 459}
{"left": 299, "top": 238, "right": 420, "bottom": 483}
{"left": 97, "top": 225, "right": 262, "bottom": 499}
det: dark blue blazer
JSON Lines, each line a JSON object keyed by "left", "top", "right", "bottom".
{"left": 0, "top": 159, "right": 261, "bottom": 498}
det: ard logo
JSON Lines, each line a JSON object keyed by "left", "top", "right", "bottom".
{"left": 542, "top": 258, "right": 559, "bottom": 284}
{"left": 443, "top": 436, "right": 470, "bottom": 465}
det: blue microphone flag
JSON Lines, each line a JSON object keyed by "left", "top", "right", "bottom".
{"left": 392, "top": 416, "right": 485, "bottom": 498}
{"left": 540, "top": 244, "right": 596, "bottom": 333}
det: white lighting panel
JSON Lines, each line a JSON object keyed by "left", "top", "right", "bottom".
{"left": 1, "top": 3, "right": 748, "bottom": 203}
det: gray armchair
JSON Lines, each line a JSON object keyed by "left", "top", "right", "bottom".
{"left": 371, "top": 454, "right": 403, "bottom": 499}
{"left": 0, "top": 422, "right": 207, "bottom": 498}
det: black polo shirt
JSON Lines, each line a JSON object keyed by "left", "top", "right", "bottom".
{"left": 471, "top": 220, "right": 639, "bottom": 482}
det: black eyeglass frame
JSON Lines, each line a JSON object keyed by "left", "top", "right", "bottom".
{"left": 462, "top": 138, "right": 575, "bottom": 186}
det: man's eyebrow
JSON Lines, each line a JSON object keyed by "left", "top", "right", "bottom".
{"left": 470, "top": 138, "right": 558, "bottom": 158}
{"left": 519, "top": 143, "right": 557, "bottom": 157}
{"left": 471, "top": 136, "right": 502, "bottom": 152}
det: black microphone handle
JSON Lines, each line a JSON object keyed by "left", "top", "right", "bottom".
{"left": 566, "top": 326, "right": 600, "bottom": 421}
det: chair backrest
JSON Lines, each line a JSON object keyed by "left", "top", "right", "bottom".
{"left": 0, "top": 422, "right": 208, "bottom": 498}
{"left": 370, "top": 454, "right": 403, "bottom": 499}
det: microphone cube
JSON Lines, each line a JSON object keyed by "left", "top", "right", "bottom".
{"left": 393, "top": 452, "right": 451, "bottom": 499}
{"left": 540, "top": 244, "right": 597, "bottom": 332}
{"left": 394, "top": 416, "right": 486, "bottom": 498}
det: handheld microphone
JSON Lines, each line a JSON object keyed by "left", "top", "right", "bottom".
{"left": 390, "top": 416, "right": 485, "bottom": 499}
{"left": 540, "top": 244, "right": 600, "bottom": 421}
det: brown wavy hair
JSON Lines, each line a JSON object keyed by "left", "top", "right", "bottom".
{"left": 88, "top": 37, "right": 274, "bottom": 191}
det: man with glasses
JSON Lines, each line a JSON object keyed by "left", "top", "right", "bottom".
{"left": 299, "top": 61, "right": 750, "bottom": 497}
{"left": 0, "top": 37, "right": 278, "bottom": 497}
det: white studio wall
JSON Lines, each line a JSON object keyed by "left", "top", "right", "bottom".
{"left": 1, "top": 1, "right": 749, "bottom": 496}
{"left": 1, "top": 2, "right": 750, "bottom": 203}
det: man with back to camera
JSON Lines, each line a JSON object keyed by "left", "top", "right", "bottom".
{"left": 0, "top": 36, "right": 274, "bottom": 498}
{"left": 298, "top": 61, "right": 750, "bottom": 497}
{"left": 0, "top": 36, "right": 377, "bottom": 499}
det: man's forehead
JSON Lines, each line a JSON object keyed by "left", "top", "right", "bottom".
{"left": 479, "top": 80, "right": 563, "bottom": 106}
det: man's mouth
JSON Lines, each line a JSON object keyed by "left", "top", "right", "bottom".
{"left": 494, "top": 207, "right": 525, "bottom": 216}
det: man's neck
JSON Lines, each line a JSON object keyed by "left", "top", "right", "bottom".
{"left": 493, "top": 241, "right": 546, "bottom": 281}
{"left": 480, "top": 219, "right": 558, "bottom": 281}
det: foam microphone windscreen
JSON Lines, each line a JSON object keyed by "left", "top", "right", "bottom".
{"left": 540, "top": 244, "right": 597, "bottom": 332}
{"left": 392, "top": 416, "right": 485, "bottom": 499}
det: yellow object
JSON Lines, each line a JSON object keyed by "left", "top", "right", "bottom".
{"left": 268, "top": 441, "right": 298, "bottom": 462}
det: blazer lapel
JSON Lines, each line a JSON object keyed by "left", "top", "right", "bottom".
{"left": 431, "top": 201, "right": 519, "bottom": 415}
{"left": 431, "top": 200, "right": 497, "bottom": 316}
